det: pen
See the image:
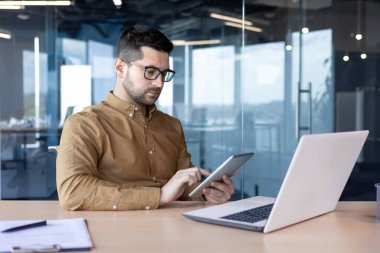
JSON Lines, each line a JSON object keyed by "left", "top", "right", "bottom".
{"left": 1, "top": 220, "right": 47, "bottom": 233}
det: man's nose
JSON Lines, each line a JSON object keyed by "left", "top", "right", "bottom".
{"left": 152, "top": 75, "right": 164, "bottom": 88}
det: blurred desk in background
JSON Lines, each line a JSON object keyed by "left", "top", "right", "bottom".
{"left": 0, "top": 127, "right": 61, "bottom": 200}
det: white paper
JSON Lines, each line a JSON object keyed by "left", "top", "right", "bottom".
{"left": 0, "top": 218, "right": 93, "bottom": 253}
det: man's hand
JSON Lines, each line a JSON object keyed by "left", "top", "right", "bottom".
{"left": 159, "top": 167, "right": 210, "bottom": 206}
{"left": 202, "top": 174, "right": 235, "bottom": 204}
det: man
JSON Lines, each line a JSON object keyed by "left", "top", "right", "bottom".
{"left": 56, "top": 25, "right": 235, "bottom": 211}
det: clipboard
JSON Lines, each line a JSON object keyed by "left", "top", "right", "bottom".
{"left": 0, "top": 218, "right": 93, "bottom": 253}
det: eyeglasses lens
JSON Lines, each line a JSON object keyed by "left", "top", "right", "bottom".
{"left": 144, "top": 67, "right": 174, "bottom": 82}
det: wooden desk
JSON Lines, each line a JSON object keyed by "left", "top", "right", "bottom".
{"left": 0, "top": 201, "right": 379, "bottom": 253}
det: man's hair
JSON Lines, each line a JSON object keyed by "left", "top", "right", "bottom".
{"left": 116, "top": 25, "right": 173, "bottom": 62}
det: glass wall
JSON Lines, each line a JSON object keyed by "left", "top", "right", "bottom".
{"left": 0, "top": 0, "right": 379, "bottom": 200}
{"left": 0, "top": 7, "right": 58, "bottom": 199}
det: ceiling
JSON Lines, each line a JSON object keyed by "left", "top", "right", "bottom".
{"left": 1, "top": 0, "right": 378, "bottom": 52}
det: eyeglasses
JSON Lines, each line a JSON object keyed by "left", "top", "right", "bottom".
{"left": 121, "top": 59, "right": 175, "bottom": 82}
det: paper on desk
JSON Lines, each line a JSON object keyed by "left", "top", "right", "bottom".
{"left": 0, "top": 218, "right": 93, "bottom": 253}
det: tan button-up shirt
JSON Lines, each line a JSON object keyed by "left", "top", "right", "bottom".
{"left": 57, "top": 91, "right": 202, "bottom": 211}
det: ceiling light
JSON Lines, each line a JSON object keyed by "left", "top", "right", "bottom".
{"left": 210, "top": 13, "right": 252, "bottom": 26}
{"left": 0, "top": 33, "right": 12, "bottom": 39}
{"left": 343, "top": 55, "right": 349, "bottom": 62}
{"left": 360, "top": 53, "right": 367, "bottom": 59}
{"left": 172, "top": 39, "right": 221, "bottom": 46}
{"left": 17, "top": 14, "right": 30, "bottom": 20}
{"left": 0, "top": 5, "right": 22, "bottom": 9}
{"left": 356, "top": 0, "right": 363, "bottom": 42}
{"left": 301, "top": 27, "right": 309, "bottom": 34}
{"left": 0, "top": 29, "right": 12, "bottom": 39}
{"left": 113, "top": 0, "right": 122, "bottom": 8}
{"left": 0, "top": 1, "right": 71, "bottom": 6}
{"left": 224, "top": 22, "right": 262, "bottom": 33}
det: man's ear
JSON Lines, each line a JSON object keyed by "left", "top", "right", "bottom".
{"left": 114, "top": 58, "right": 126, "bottom": 78}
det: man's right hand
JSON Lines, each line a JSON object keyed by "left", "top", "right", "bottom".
{"left": 159, "top": 167, "right": 210, "bottom": 206}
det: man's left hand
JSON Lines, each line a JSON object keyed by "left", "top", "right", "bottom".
{"left": 202, "top": 175, "right": 235, "bottom": 204}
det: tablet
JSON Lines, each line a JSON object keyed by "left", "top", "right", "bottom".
{"left": 188, "top": 152, "right": 254, "bottom": 198}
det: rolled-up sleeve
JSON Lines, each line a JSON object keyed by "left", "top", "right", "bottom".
{"left": 56, "top": 114, "right": 161, "bottom": 211}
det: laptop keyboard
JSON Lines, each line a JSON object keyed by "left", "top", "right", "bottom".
{"left": 220, "top": 204, "right": 274, "bottom": 224}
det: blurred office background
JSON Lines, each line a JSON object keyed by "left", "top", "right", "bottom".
{"left": 0, "top": 0, "right": 379, "bottom": 200}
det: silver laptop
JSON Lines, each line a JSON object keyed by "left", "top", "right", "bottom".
{"left": 183, "top": 131, "right": 369, "bottom": 233}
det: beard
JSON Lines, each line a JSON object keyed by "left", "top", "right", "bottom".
{"left": 122, "top": 72, "right": 162, "bottom": 106}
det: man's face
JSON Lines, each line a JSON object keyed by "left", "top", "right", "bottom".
{"left": 121, "top": 46, "right": 170, "bottom": 107}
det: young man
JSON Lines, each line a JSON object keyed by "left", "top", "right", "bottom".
{"left": 56, "top": 25, "right": 235, "bottom": 211}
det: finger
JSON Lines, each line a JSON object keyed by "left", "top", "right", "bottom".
{"left": 194, "top": 167, "right": 202, "bottom": 181}
{"left": 202, "top": 189, "right": 220, "bottom": 204}
{"left": 184, "top": 173, "right": 199, "bottom": 186}
{"left": 222, "top": 175, "right": 235, "bottom": 191}
{"left": 210, "top": 182, "right": 234, "bottom": 198}
{"left": 199, "top": 168, "right": 211, "bottom": 177}
{"left": 176, "top": 171, "right": 198, "bottom": 187}
{"left": 178, "top": 167, "right": 201, "bottom": 181}
{"left": 204, "top": 194, "right": 219, "bottom": 204}
{"left": 203, "top": 189, "right": 228, "bottom": 204}
{"left": 204, "top": 187, "right": 230, "bottom": 199}
{"left": 204, "top": 187, "right": 222, "bottom": 197}
{"left": 188, "top": 167, "right": 203, "bottom": 181}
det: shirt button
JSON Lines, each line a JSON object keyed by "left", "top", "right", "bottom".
{"left": 112, "top": 204, "right": 117, "bottom": 210}
{"left": 129, "top": 113, "right": 133, "bottom": 117}
{"left": 145, "top": 205, "right": 150, "bottom": 210}
{"left": 149, "top": 150, "right": 153, "bottom": 155}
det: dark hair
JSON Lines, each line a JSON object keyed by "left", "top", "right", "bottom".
{"left": 116, "top": 25, "right": 173, "bottom": 62}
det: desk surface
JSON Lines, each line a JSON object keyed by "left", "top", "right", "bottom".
{"left": 0, "top": 201, "right": 379, "bottom": 253}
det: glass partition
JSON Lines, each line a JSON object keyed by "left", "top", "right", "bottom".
{"left": 0, "top": 7, "right": 58, "bottom": 199}
{"left": 1, "top": 0, "right": 379, "bottom": 200}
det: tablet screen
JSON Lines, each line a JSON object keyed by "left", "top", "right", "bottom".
{"left": 189, "top": 152, "right": 254, "bottom": 198}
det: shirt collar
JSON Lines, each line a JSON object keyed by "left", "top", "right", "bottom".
{"left": 106, "top": 91, "right": 157, "bottom": 117}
